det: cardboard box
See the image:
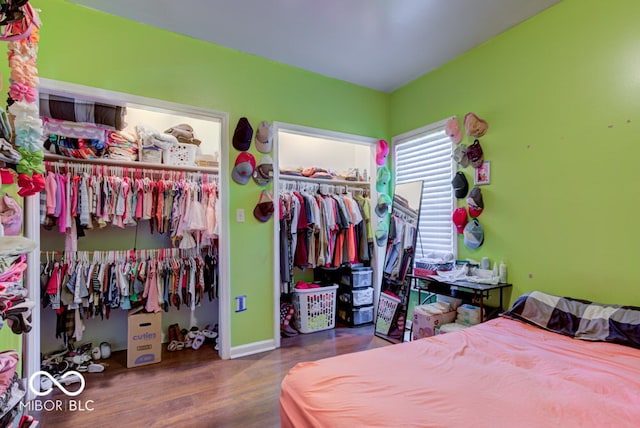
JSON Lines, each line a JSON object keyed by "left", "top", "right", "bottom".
{"left": 412, "top": 307, "right": 456, "bottom": 340}
{"left": 127, "top": 310, "right": 162, "bottom": 368}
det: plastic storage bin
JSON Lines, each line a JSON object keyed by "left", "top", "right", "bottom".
{"left": 375, "top": 292, "right": 401, "bottom": 335}
{"left": 292, "top": 285, "right": 338, "bottom": 334}
{"left": 338, "top": 286, "right": 374, "bottom": 307}
{"left": 338, "top": 304, "right": 374, "bottom": 326}
{"left": 163, "top": 143, "right": 197, "bottom": 166}
{"left": 340, "top": 267, "right": 373, "bottom": 289}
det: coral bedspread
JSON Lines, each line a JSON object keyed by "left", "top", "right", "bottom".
{"left": 280, "top": 317, "right": 640, "bottom": 428}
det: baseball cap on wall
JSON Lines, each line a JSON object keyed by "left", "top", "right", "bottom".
{"left": 376, "top": 166, "right": 391, "bottom": 193}
{"left": 376, "top": 139, "right": 389, "bottom": 166}
{"left": 374, "top": 193, "right": 392, "bottom": 218}
{"left": 232, "top": 152, "right": 256, "bottom": 185}
{"left": 463, "top": 219, "right": 484, "bottom": 249}
{"left": 445, "top": 117, "right": 462, "bottom": 144}
{"left": 254, "top": 190, "right": 274, "bottom": 222}
{"left": 253, "top": 155, "right": 274, "bottom": 186}
{"left": 452, "top": 207, "right": 468, "bottom": 234}
{"left": 453, "top": 144, "right": 469, "bottom": 168}
{"left": 467, "top": 187, "right": 484, "bottom": 218}
{"left": 466, "top": 139, "right": 484, "bottom": 169}
{"left": 233, "top": 117, "right": 253, "bottom": 151}
{"left": 375, "top": 222, "right": 389, "bottom": 247}
{"left": 255, "top": 121, "right": 273, "bottom": 153}
{"left": 463, "top": 112, "right": 488, "bottom": 138}
{"left": 451, "top": 171, "right": 468, "bottom": 199}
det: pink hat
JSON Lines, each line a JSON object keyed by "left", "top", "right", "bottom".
{"left": 376, "top": 139, "right": 389, "bottom": 166}
{"left": 445, "top": 117, "right": 462, "bottom": 144}
{"left": 464, "top": 112, "right": 488, "bottom": 138}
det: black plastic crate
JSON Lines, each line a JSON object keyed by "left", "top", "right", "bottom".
{"left": 313, "top": 266, "right": 342, "bottom": 284}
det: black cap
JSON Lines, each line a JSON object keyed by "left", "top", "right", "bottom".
{"left": 452, "top": 171, "right": 469, "bottom": 199}
{"left": 233, "top": 117, "right": 253, "bottom": 151}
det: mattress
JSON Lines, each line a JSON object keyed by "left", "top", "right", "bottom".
{"left": 280, "top": 317, "right": 640, "bottom": 427}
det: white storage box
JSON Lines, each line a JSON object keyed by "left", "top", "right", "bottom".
{"left": 292, "top": 285, "right": 338, "bottom": 334}
{"left": 412, "top": 303, "right": 457, "bottom": 340}
{"left": 163, "top": 143, "right": 197, "bottom": 166}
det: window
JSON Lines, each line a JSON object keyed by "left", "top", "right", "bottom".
{"left": 393, "top": 119, "right": 456, "bottom": 260}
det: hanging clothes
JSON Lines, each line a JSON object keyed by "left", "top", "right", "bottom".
{"left": 40, "top": 247, "right": 219, "bottom": 345}
{"left": 42, "top": 162, "right": 219, "bottom": 250}
{"left": 278, "top": 180, "right": 371, "bottom": 293}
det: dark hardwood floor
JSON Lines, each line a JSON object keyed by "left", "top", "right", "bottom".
{"left": 33, "top": 324, "right": 390, "bottom": 428}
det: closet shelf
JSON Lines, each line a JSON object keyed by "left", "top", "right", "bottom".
{"left": 43, "top": 153, "right": 219, "bottom": 174}
{"left": 279, "top": 174, "right": 371, "bottom": 187}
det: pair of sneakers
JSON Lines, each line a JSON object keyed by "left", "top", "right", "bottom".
{"left": 167, "top": 323, "right": 185, "bottom": 351}
{"left": 91, "top": 342, "right": 111, "bottom": 360}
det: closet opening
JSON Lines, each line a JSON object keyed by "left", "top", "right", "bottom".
{"left": 272, "top": 123, "right": 380, "bottom": 347}
{"left": 24, "top": 79, "right": 231, "bottom": 391}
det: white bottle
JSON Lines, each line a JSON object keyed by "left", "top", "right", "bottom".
{"left": 499, "top": 261, "right": 507, "bottom": 283}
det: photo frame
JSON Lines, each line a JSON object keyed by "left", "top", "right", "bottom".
{"left": 474, "top": 161, "right": 491, "bottom": 185}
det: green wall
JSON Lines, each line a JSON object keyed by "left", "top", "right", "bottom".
{"left": 25, "top": 0, "right": 640, "bottom": 353}
{"left": 390, "top": 0, "right": 640, "bottom": 306}
{"left": 33, "top": 0, "right": 388, "bottom": 347}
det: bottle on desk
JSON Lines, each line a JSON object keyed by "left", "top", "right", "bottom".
{"left": 499, "top": 261, "right": 507, "bottom": 283}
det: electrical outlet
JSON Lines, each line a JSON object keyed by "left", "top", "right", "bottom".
{"left": 235, "top": 295, "right": 247, "bottom": 312}
{"left": 236, "top": 209, "right": 245, "bottom": 222}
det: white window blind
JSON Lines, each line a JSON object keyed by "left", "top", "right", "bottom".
{"left": 393, "top": 120, "right": 456, "bottom": 260}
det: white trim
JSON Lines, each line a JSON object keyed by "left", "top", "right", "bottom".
{"left": 391, "top": 118, "right": 450, "bottom": 145}
{"left": 276, "top": 122, "right": 376, "bottom": 147}
{"left": 229, "top": 339, "right": 276, "bottom": 359}
{"left": 272, "top": 122, "right": 378, "bottom": 345}
{"left": 38, "top": 78, "right": 227, "bottom": 122}
{"left": 23, "top": 195, "right": 40, "bottom": 401}
{"left": 32, "top": 78, "right": 232, "bottom": 360}
{"left": 217, "top": 112, "right": 232, "bottom": 360}
{"left": 272, "top": 125, "right": 282, "bottom": 350}
{"left": 391, "top": 117, "right": 457, "bottom": 258}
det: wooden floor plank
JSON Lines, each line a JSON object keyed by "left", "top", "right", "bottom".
{"left": 33, "top": 325, "right": 390, "bottom": 427}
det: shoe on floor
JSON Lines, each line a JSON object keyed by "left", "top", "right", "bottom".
{"left": 281, "top": 324, "right": 298, "bottom": 337}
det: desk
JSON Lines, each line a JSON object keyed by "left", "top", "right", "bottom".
{"left": 407, "top": 274, "right": 512, "bottom": 321}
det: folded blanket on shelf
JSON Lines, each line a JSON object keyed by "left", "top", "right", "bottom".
{"left": 40, "top": 93, "right": 127, "bottom": 130}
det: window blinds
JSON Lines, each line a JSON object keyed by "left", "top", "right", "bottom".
{"left": 394, "top": 126, "right": 456, "bottom": 259}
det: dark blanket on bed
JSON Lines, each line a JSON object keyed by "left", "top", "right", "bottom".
{"left": 502, "top": 291, "right": 640, "bottom": 349}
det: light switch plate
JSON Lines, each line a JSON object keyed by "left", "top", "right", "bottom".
{"left": 236, "top": 209, "right": 245, "bottom": 222}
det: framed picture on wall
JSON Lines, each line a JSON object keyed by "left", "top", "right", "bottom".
{"left": 474, "top": 161, "right": 491, "bottom": 185}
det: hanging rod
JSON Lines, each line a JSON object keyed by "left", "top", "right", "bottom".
{"left": 278, "top": 174, "right": 371, "bottom": 187}
{"left": 43, "top": 153, "right": 218, "bottom": 174}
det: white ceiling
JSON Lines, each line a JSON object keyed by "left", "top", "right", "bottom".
{"left": 69, "top": 0, "right": 561, "bottom": 93}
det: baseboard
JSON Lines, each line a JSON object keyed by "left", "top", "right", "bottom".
{"left": 229, "top": 339, "right": 276, "bottom": 359}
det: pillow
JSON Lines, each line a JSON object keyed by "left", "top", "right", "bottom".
{"left": 502, "top": 291, "right": 640, "bottom": 349}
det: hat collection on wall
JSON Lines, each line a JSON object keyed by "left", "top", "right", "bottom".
{"left": 374, "top": 139, "right": 391, "bottom": 247}
{"left": 448, "top": 113, "right": 489, "bottom": 249}
{"left": 232, "top": 117, "right": 275, "bottom": 223}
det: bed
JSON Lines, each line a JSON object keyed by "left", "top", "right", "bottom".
{"left": 280, "top": 291, "right": 640, "bottom": 427}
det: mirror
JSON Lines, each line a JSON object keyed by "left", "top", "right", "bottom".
{"left": 374, "top": 181, "right": 423, "bottom": 343}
